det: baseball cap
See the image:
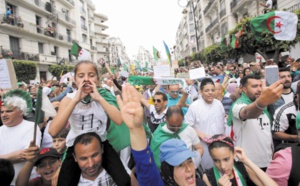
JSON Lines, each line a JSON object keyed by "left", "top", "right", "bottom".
{"left": 160, "top": 139, "right": 196, "bottom": 166}
{"left": 35, "top": 148, "right": 60, "bottom": 166}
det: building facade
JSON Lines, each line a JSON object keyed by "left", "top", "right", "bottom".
{"left": 0, "top": 0, "right": 112, "bottom": 82}
{"left": 175, "top": 0, "right": 300, "bottom": 60}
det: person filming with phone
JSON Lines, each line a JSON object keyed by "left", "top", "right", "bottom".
{"left": 227, "top": 74, "right": 283, "bottom": 171}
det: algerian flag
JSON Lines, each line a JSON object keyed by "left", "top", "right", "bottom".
{"left": 70, "top": 42, "right": 81, "bottom": 57}
{"left": 78, "top": 48, "right": 91, "bottom": 61}
{"left": 35, "top": 86, "right": 56, "bottom": 125}
{"left": 250, "top": 11, "right": 298, "bottom": 41}
{"left": 153, "top": 46, "right": 160, "bottom": 61}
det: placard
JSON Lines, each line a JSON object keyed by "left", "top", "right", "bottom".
{"left": 0, "top": 59, "right": 17, "bottom": 90}
{"left": 119, "top": 71, "right": 129, "bottom": 78}
{"left": 176, "top": 73, "right": 189, "bottom": 79}
{"left": 154, "top": 65, "right": 170, "bottom": 77}
{"left": 189, "top": 67, "right": 206, "bottom": 80}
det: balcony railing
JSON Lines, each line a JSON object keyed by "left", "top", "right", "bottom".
{"left": 205, "top": 18, "right": 219, "bottom": 33}
{"left": 204, "top": 0, "right": 214, "bottom": 14}
{"left": 286, "top": 2, "right": 300, "bottom": 12}
{"left": 230, "top": 0, "right": 247, "bottom": 10}
{"left": 219, "top": 9, "right": 226, "bottom": 18}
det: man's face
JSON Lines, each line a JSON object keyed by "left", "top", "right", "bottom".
{"left": 169, "top": 85, "right": 180, "bottom": 99}
{"left": 0, "top": 105, "right": 23, "bottom": 127}
{"left": 242, "top": 79, "right": 262, "bottom": 101}
{"left": 73, "top": 137, "right": 103, "bottom": 181}
{"left": 147, "top": 85, "right": 155, "bottom": 91}
{"left": 167, "top": 114, "right": 183, "bottom": 133}
{"left": 36, "top": 157, "right": 61, "bottom": 183}
{"left": 214, "top": 84, "right": 223, "bottom": 99}
{"left": 279, "top": 71, "right": 292, "bottom": 89}
{"left": 153, "top": 94, "right": 167, "bottom": 113}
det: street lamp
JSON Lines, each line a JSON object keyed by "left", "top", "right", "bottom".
{"left": 177, "top": 0, "right": 199, "bottom": 52}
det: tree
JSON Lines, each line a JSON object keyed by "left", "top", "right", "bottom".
{"left": 227, "top": 10, "right": 300, "bottom": 63}
{"left": 48, "top": 64, "right": 74, "bottom": 80}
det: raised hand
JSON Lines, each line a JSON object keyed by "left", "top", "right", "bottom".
{"left": 73, "top": 80, "right": 88, "bottom": 103}
{"left": 25, "top": 141, "right": 40, "bottom": 163}
{"left": 117, "top": 84, "right": 143, "bottom": 129}
{"left": 218, "top": 174, "right": 232, "bottom": 186}
{"left": 235, "top": 146, "right": 248, "bottom": 163}
{"left": 256, "top": 79, "right": 283, "bottom": 107}
{"left": 88, "top": 80, "right": 102, "bottom": 101}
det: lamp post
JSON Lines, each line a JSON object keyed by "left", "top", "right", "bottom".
{"left": 177, "top": 0, "right": 199, "bottom": 52}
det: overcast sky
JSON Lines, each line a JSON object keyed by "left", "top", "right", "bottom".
{"left": 92, "top": 0, "right": 183, "bottom": 60}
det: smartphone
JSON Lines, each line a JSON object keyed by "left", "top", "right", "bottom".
{"left": 265, "top": 65, "right": 279, "bottom": 86}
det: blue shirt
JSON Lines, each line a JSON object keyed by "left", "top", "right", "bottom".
{"left": 167, "top": 94, "right": 191, "bottom": 115}
{"left": 131, "top": 145, "right": 164, "bottom": 186}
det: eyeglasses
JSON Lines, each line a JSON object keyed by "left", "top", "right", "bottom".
{"left": 230, "top": 69, "right": 235, "bottom": 71}
{"left": 153, "top": 99, "right": 162, "bottom": 103}
{"left": 230, "top": 81, "right": 237, "bottom": 83}
{"left": 170, "top": 90, "right": 180, "bottom": 94}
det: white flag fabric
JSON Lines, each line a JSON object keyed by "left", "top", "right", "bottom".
{"left": 273, "top": 11, "right": 298, "bottom": 41}
{"left": 78, "top": 48, "right": 91, "bottom": 61}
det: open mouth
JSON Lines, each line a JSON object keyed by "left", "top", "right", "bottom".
{"left": 186, "top": 175, "right": 195, "bottom": 184}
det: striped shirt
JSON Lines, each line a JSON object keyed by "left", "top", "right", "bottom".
{"left": 78, "top": 169, "right": 117, "bottom": 186}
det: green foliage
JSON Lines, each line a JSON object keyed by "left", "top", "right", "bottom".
{"left": 189, "top": 10, "right": 300, "bottom": 64}
{"left": 48, "top": 64, "right": 74, "bottom": 79}
{"left": 178, "top": 59, "right": 184, "bottom": 67}
{"left": 12, "top": 60, "right": 37, "bottom": 83}
{"left": 98, "top": 67, "right": 108, "bottom": 75}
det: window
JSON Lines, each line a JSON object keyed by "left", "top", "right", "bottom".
{"left": 189, "top": 23, "right": 195, "bottom": 32}
{"left": 82, "top": 34, "right": 87, "bottom": 43}
{"left": 81, "top": 16, "right": 86, "bottom": 30}
{"left": 38, "top": 42, "right": 44, "bottom": 54}
{"left": 36, "top": 15, "right": 42, "bottom": 33}
{"left": 53, "top": 46, "right": 58, "bottom": 56}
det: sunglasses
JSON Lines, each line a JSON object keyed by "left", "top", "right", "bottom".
{"left": 230, "top": 81, "right": 237, "bottom": 83}
{"left": 153, "top": 99, "right": 162, "bottom": 103}
{"left": 167, "top": 125, "right": 183, "bottom": 130}
{"left": 170, "top": 90, "right": 180, "bottom": 94}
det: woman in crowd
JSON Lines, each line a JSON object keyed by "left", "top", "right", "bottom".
{"left": 185, "top": 78, "right": 226, "bottom": 170}
{"left": 117, "top": 84, "right": 208, "bottom": 186}
{"left": 243, "top": 67, "right": 251, "bottom": 77}
{"left": 204, "top": 135, "right": 278, "bottom": 186}
{"left": 49, "top": 60, "right": 130, "bottom": 185}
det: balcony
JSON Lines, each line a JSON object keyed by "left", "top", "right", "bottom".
{"left": 6, "top": 0, "right": 53, "bottom": 16}
{"left": 230, "top": 0, "right": 251, "bottom": 12}
{"left": 56, "top": 0, "right": 75, "bottom": 8}
{"left": 219, "top": 9, "right": 226, "bottom": 19}
{"left": 286, "top": 2, "right": 300, "bottom": 12}
{"left": 0, "top": 17, "right": 72, "bottom": 45}
{"left": 91, "top": 46, "right": 97, "bottom": 51}
{"left": 51, "top": 9, "right": 76, "bottom": 27}
{"left": 204, "top": 0, "right": 215, "bottom": 15}
{"left": 205, "top": 18, "right": 219, "bottom": 33}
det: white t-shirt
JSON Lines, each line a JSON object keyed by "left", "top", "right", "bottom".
{"left": 66, "top": 91, "right": 108, "bottom": 147}
{"left": 149, "top": 105, "right": 167, "bottom": 125}
{"left": 232, "top": 103, "right": 273, "bottom": 168}
{"left": 266, "top": 0, "right": 273, "bottom": 8}
{"left": 185, "top": 98, "right": 226, "bottom": 170}
{"left": 281, "top": 91, "right": 294, "bottom": 104}
{"left": 78, "top": 169, "right": 117, "bottom": 186}
{"left": 0, "top": 120, "right": 42, "bottom": 184}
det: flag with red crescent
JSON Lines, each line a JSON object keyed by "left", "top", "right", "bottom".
{"left": 250, "top": 11, "right": 297, "bottom": 41}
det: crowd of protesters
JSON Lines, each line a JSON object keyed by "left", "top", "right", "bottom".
{"left": 0, "top": 55, "right": 300, "bottom": 186}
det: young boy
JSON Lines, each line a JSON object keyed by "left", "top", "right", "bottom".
{"left": 16, "top": 147, "right": 61, "bottom": 186}
{"left": 52, "top": 128, "right": 69, "bottom": 157}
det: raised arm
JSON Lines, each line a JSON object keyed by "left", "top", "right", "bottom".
{"left": 16, "top": 142, "right": 39, "bottom": 186}
{"left": 236, "top": 147, "right": 278, "bottom": 186}
{"left": 239, "top": 80, "right": 283, "bottom": 120}
{"left": 49, "top": 81, "right": 87, "bottom": 136}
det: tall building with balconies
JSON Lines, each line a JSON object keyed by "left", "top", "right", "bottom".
{"left": 0, "top": 0, "right": 110, "bottom": 81}
{"left": 176, "top": 0, "right": 268, "bottom": 60}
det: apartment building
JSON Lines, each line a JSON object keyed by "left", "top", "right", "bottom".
{"left": 175, "top": 0, "right": 281, "bottom": 60}
{"left": 132, "top": 46, "right": 154, "bottom": 68}
{"left": 0, "top": 0, "right": 110, "bottom": 81}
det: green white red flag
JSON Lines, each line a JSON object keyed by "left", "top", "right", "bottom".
{"left": 250, "top": 11, "right": 298, "bottom": 41}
